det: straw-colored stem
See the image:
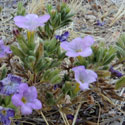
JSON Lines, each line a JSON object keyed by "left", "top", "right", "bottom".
{"left": 72, "top": 102, "right": 82, "bottom": 125}
{"left": 57, "top": 105, "right": 70, "bottom": 125}
{"left": 97, "top": 102, "right": 101, "bottom": 125}
{"left": 41, "top": 111, "right": 49, "bottom": 125}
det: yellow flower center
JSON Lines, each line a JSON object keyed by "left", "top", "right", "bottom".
{"left": 76, "top": 49, "right": 82, "bottom": 52}
{"left": 22, "top": 97, "right": 27, "bottom": 104}
{"left": 27, "top": 31, "right": 35, "bottom": 40}
{"left": 2, "top": 110, "right": 6, "bottom": 116}
{"left": 80, "top": 80, "right": 84, "bottom": 83}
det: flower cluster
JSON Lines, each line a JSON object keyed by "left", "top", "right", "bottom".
{"left": 0, "top": 9, "right": 98, "bottom": 124}
{"left": 2, "top": 13, "right": 47, "bottom": 117}
{"left": 0, "top": 75, "right": 42, "bottom": 125}
{"left": 0, "top": 40, "right": 12, "bottom": 58}
{"left": 0, "top": 106, "right": 15, "bottom": 125}
{"left": 61, "top": 35, "right": 97, "bottom": 90}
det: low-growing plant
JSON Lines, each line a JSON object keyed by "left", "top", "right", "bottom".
{"left": 0, "top": 1, "right": 124, "bottom": 125}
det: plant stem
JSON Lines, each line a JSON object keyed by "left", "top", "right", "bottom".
{"left": 96, "top": 102, "right": 101, "bottom": 125}
{"left": 57, "top": 104, "right": 70, "bottom": 125}
{"left": 72, "top": 102, "right": 82, "bottom": 125}
{"left": 41, "top": 111, "right": 49, "bottom": 125}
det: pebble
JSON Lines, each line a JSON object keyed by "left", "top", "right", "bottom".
{"left": 85, "top": 15, "right": 96, "bottom": 22}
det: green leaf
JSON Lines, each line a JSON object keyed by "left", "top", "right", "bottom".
{"left": 116, "top": 34, "right": 125, "bottom": 59}
{"left": 0, "top": 96, "right": 2, "bottom": 104}
{"left": 17, "top": 36, "right": 29, "bottom": 53}
{"left": 48, "top": 60, "right": 61, "bottom": 68}
{"left": 0, "top": 66, "right": 7, "bottom": 80}
{"left": 116, "top": 46, "right": 125, "bottom": 57}
{"left": 27, "top": 56, "right": 36, "bottom": 62}
{"left": 96, "top": 70, "right": 111, "bottom": 77}
{"left": 103, "top": 54, "right": 115, "bottom": 65}
{"left": 47, "top": 5, "right": 52, "bottom": 14}
{"left": 62, "top": 82, "right": 78, "bottom": 98}
{"left": 49, "top": 69, "right": 60, "bottom": 79}
{"left": 115, "top": 76, "right": 125, "bottom": 90}
{"left": 58, "top": 52, "right": 66, "bottom": 60}
{"left": 50, "top": 75, "right": 62, "bottom": 84}
{"left": 43, "top": 70, "right": 51, "bottom": 80}
{"left": 96, "top": 48, "right": 104, "bottom": 63}
{"left": 46, "top": 92, "right": 56, "bottom": 106}
{"left": 35, "top": 42, "right": 44, "bottom": 62}
{"left": 11, "top": 45, "right": 25, "bottom": 59}
{"left": 17, "top": 2, "right": 26, "bottom": 16}
{"left": 7, "top": 102, "right": 17, "bottom": 111}
{"left": 4, "top": 96, "right": 11, "bottom": 106}
{"left": 62, "top": 82, "right": 72, "bottom": 94}
{"left": 42, "top": 68, "right": 62, "bottom": 84}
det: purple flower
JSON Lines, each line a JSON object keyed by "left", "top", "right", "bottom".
{"left": 60, "top": 36, "right": 95, "bottom": 57}
{"left": 67, "top": 114, "right": 74, "bottom": 120}
{"left": 109, "top": 66, "right": 123, "bottom": 78}
{"left": 56, "top": 31, "right": 69, "bottom": 42}
{"left": 53, "top": 84, "right": 58, "bottom": 90}
{"left": 0, "top": 74, "right": 22, "bottom": 95}
{"left": 72, "top": 66, "right": 97, "bottom": 90}
{"left": 95, "top": 20, "right": 105, "bottom": 26}
{"left": 0, "top": 40, "right": 12, "bottom": 58}
{"left": 14, "top": 14, "right": 50, "bottom": 31}
{"left": 12, "top": 83, "right": 42, "bottom": 115}
{"left": 0, "top": 106, "right": 15, "bottom": 125}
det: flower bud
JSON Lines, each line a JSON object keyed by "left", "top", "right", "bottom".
{"left": 13, "top": 29, "right": 20, "bottom": 37}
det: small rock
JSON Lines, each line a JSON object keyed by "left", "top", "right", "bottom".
{"left": 85, "top": 15, "right": 96, "bottom": 23}
{"left": 1, "top": 36, "right": 6, "bottom": 41}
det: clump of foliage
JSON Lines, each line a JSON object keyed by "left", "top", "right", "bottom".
{"left": 0, "top": 1, "right": 124, "bottom": 125}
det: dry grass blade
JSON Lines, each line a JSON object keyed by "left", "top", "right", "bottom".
{"left": 27, "top": 0, "right": 45, "bottom": 14}
{"left": 97, "top": 102, "right": 101, "bottom": 125}
{"left": 68, "top": 0, "right": 83, "bottom": 14}
{"left": 72, "top": 102, "right": 82, "bottom": 125}
{"left": 101, "top": 93, "right": 125, "bottom": 115}
{"left": 40, "top": 111, "right": 49, "bottom": 125}
{"left": 110, "top": 10, "right": 125, "bottom": 26}
{"left": 110, "top": 0, "right": 125, "bottom": 26}
{"left": 57, "top": 105, "right": 70, "bottom": 125}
